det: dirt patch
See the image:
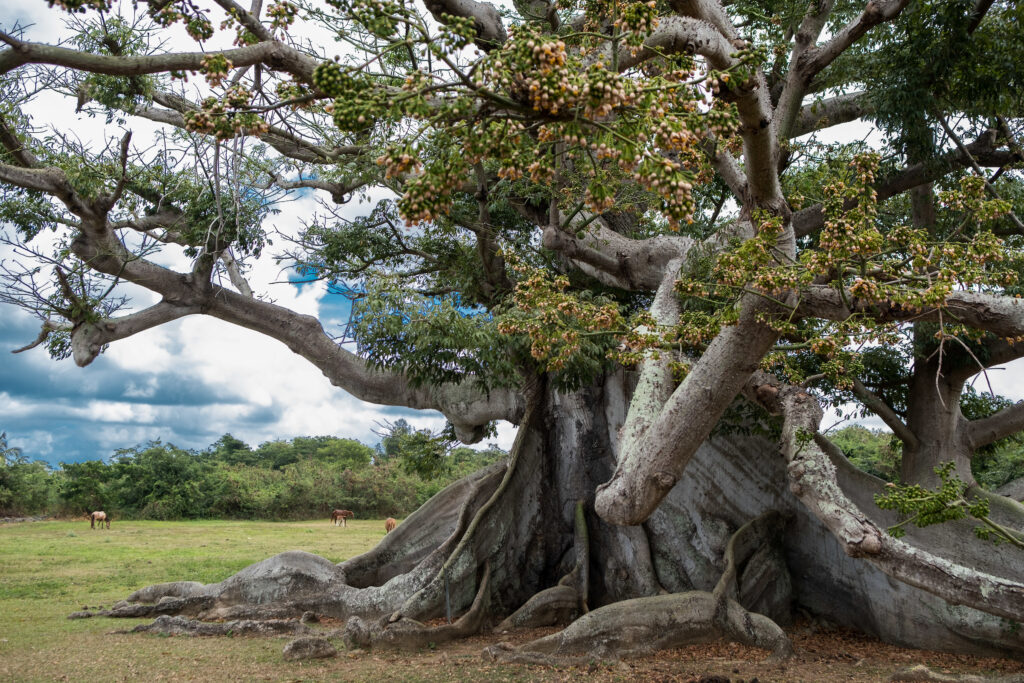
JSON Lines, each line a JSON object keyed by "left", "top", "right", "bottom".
{"left": 327, "top": 619, "right": 1024, "bottom": 683}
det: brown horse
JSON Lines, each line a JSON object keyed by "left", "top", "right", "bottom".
{"left": 384, "top": 517, "right": 397, "bottom": 534}
{"left": 331, "top": 509, "right": 354, "bottom": 527}
{"left": 89, "top": 511, "right": 109, "bottom": 529}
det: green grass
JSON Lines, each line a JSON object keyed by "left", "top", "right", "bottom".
{"left": 0, "top": 519, "right": 394, "bottom": 682}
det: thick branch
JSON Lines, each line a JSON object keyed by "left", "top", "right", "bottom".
{"left": 967, "top": 401, "right": 1024, "bottom": 451}
{"left": 797, "top": 287, "right": 1024, "bottom": 339}
{"left": 665, "top": 0, "right": 742, "bottom": 42}
{"left": 423, "top": 0, "right": 506, "bottom": 51}
{"left": 745, "top": 371, "right": 1024, "bottom": 623}
{"left": 595, "top": 298, "right": 780, "bottom": 525}
{"left": 614, "top": 260, "right": 684, "bottom": 471}
{"left": 69, "top": 301, "right": 201, "bottom": 367}
{"left": 789, "top": 92, "right": 872, "bottom": 138}
{"left": 800, "top": 0, "right": 912, "bottom": 85}
{"left": 0, "top": 39, "right": 315, "bottom": 81}
{"left": 773, "top": 0, "right": 836, "bottom": 141}
{"left": 850, "top": 378, "right": 918, "bottom": 448}
{"left": 541, "top": 222, "right": 696, "bottom": 291}
{"left": 68, "top": 232, "right": 522, "bottom": 438}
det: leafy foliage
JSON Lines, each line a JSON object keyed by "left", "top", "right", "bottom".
{"left": 0, "top": 430, "right": 506, "bottom": 520}
{"left": 876, "top": 462, "right": 1023, "bottom": 549}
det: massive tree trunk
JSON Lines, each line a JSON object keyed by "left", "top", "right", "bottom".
{"left": 902, "top": 356, "right": 973, "bottom": 487}
{"left": 106, "top": 372, "right": 1024, "bottom": 658}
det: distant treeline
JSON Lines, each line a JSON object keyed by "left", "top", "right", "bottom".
{"left": 0, "top": 422, "right": 507, "bottom": 520}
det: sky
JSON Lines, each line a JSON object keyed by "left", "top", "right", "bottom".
{"left": 2, "top": 3, "right": 1023, "bottom": 468}
{"left": 0, "top": 2, "right": 519, "bottom": 466}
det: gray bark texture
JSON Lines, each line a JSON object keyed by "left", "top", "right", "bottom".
{"left": 105, "top": 373, "right": 1024, "bottom": 658}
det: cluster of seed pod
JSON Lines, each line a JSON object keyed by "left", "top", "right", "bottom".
{"left": 345, "top": 0, "right": 402, "bottom": 39}
{"left": 633, "top": 156, "right": 696, "bottom": 228}
{"left": 580, "top": 65, "right": 633, "bottom": 118}
{"left": 398, "top": 161, "right": 465, "bottom": 225}
{"left": 437, "top": 12, "right": 477, "bottom": 51}
{"left": 184, "top": 97, "right": 269, "bottom": 140}
{"left": 375, "top": 147, "right": 422, "bottom": 180}
{"left": 312, "top": 62, "right": 358, "bottom": 99}
{"left": 200, "top": 54, "right": 233, "bottom": 87}
{"left": 151, "top": 1, "right": 214, "bottom": 41}
{"left": 615, "top": 0, "right": 659, "bottom": 46}
{"left": 266, "top": 0, "right": 298, "bottom": 32}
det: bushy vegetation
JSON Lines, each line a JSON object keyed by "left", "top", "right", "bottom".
{"left": 829, "top": 424, "right": 1024, "bottom": 491}
{"left": 0, "top": 425, "right": 506, "bottom": 520}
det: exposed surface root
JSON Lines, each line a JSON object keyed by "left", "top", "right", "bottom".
{"left": 890, "top": 664, "right": 1024, "bottom": 682}
{"left": 494, "top": 584, "right": 579, "bottom": 632}
{"left": 484, "top": 592, "right": 791, "bottom": 664}
{"left": 343, "top": 562, "right": 492, "bottom": 651}
{"left": 122, "top": 614, "right": 312, "bottom": 637}
{"left": 495, "top": 500, "right": 591, "bottom": 633}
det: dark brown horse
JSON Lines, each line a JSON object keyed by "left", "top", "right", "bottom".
{"left": 384, "top": 517, "right": 397, "bottom": 534}
{"left": 89, "top": 511, "right": 109, "bottom": 529}
{"left": 331, "top": 509, "right": 354, "bottom": 527}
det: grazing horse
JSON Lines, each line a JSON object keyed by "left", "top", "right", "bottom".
{"left": 331, "top": 509, "right": 354, "bottom": 527}
{"left": 384, "top": 517, "right": 397, "bottom": 534}
{"left": 89, "top": 511, "right": 109, "bottom": 529}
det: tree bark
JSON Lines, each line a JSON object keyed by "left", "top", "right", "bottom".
{"left": 105, "top": 373, "right": 1024, "bottom": 657}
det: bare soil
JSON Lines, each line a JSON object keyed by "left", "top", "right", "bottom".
{"left": 297, "top": 617, "right": 1024, "bottom": 682}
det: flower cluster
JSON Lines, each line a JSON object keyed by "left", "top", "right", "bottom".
{"left": 151, "top": 0, "right": 214, "bottom": 41}
{"left": 199, "top": 53, "right": 233, "bottom": 87}
{"left": 437, "top": 13, "right": 477, "bottom": 51}
{"left": 184, "top": 96, "right": 269, "bottom": 140}
{"left": 496, "top": 264, "right": 624, "bottom": 374}
{"left": 267, "top": 1, "right": 299, "bottom": 34}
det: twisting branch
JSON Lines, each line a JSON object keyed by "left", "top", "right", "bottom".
{"left": 744, "top": 371, "right": 1024, "bottom": 623}
{"left": 967, "top": 401, "right": 1024, "bottom": 452}
{"left": 850, "top": 378, "right": 918, "bottom": 448}
{"left": 789, "top": 92, "right": 872, "bottom": 138}
{"left": 773, "top": 0, "right": 836, "bottom": 141}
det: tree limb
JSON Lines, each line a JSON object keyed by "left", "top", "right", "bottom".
{"left": 423, "top": 0, "right": 506, "bottom": 51}
{"left": 789, "top": 92, "right": 872, "bottom": 139}
{"left": 744, "top": 371, "right": 1024, "bottom": 623}
{"left": 773, "top": 0, "right": 836, "bottom": 142}
{"left": 967, "top": 401, "right": 1024, "bottom": 451}
{"left": 0, "top": 38, "right": 316, "bottom": 81}
{"left": 796, "top": 286, "right": 1024, "bottom": 339}
{"left": 850, "top": 378, "right": 918, "bottom": 448}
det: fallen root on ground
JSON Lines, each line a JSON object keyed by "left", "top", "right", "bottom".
{"left": 483, "top": 591, "right": 791, "bottom": 665}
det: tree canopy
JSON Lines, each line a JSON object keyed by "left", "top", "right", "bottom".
{"left": 2, "top": 0, "right": 1024, "bottom": 660}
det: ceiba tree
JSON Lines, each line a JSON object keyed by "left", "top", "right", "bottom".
{"left": 2, "top": 0, "right": 1024, "bottom": 659}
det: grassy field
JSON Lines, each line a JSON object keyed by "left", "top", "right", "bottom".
{"left": 3, "top": 519, "right": 1023, "bottom": 683}
{"left": 0, "top": 518, "right": 430, "bottom": 682}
